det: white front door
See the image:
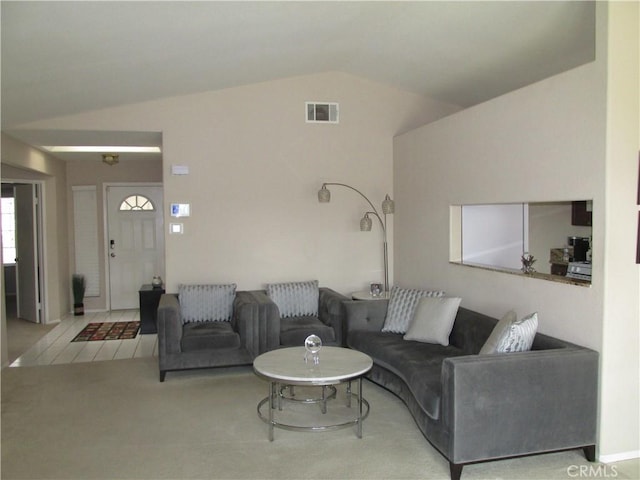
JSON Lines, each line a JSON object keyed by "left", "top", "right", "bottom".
{"left": 107, "top": 185, "right": 164, "bottom": 310}
{"left": 15, "top": 184, "right": 40, "bottom": 323}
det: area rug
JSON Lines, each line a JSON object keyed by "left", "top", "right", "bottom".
{"left": 71, "top": 321, "right": 140, "bottom": 342}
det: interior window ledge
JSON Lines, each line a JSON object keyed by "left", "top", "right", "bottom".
{"left": 449, "top": 261, "right": 591, "bottom": 287}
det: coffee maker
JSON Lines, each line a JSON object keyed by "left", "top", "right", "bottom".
{"left": 569, "top": 236, "right": 590, "bottom": 262}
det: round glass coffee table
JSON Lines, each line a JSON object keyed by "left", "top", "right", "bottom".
{"left": 253, "top": 346, "right": 373, "bottom": 441}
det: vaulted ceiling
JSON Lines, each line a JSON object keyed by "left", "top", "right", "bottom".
{"left": 1, "top": 1, "right": 595, "bottom": 158}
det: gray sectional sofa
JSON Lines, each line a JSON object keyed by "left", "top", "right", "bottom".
{"left": 157, "top": 289, "right": 277, "bottom": 382}
{"left": 262, "top": 284, "right": 349, "bottom": 348}
{"left": 343, "top": 298, "right": 599, "bottom": 480}
{"left": 156, "top": 282, "right": 347, "bottom": 381}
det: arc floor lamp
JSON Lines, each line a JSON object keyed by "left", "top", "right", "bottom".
{"left": 318, "top": 182, "right": 394, "bottom": 292}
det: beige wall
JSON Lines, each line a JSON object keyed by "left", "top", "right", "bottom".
{"left": 20, "top": 72, "right": 460, "bottom": 294}
{"left": 1, "top": 133, "right": 70, "bottom": 323}
{"left": 66, "top": 159, "right": 163, "bottom": 310}
{"left": 394, "top": 59, "right": 606, "bottom": 346}
{"left": 394, "top": 2, "right": 638, "bottom": 461}
{"left": 599, "top": 1, "right": 640, "bottom": 462}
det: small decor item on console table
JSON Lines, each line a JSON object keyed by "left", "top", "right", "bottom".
{"left": 151, "top": 275, "right": 163, "bottom": 288}
{"left": 521, "top": 253, "right": 537, "bottom": 274}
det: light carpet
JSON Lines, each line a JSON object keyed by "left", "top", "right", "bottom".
{"left": 0, "top": 357, "right": 629, "bottom": 480}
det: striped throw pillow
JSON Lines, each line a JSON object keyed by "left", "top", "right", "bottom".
{"left": 178, "top": 284, "right": 236, "bottom": 324}
{"left": 381, "top": 286, "right": 445, "bottom": 334}
{"left": 480, "top": 311, "right": 538, "bottom": 354}
{"left": 267, "top": 280, "right": 319, "bottom": 318}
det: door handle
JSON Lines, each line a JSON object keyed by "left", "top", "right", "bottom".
{"left": 110, "top": 253, "right": 116, "bottom": 258}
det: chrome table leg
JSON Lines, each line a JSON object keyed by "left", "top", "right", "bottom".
{"left": 357, "top": 377, "right": 363, "bottom": 438}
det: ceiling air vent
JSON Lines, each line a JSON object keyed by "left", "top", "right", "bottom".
{"left": 306, "top": 102, "right": 339, "bottom": 124}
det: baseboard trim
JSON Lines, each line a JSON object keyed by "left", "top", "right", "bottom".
{"left": 599, "top": 450, "right": 640, "bottom": 463}
{"left": 68, "top": 309, "right": 109, "bottom": 315}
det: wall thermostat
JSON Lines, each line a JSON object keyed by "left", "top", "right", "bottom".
{"left": 170, "top": 203, "right": 190, "bottom": 217}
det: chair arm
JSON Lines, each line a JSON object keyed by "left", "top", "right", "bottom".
{"left": 440, "top": 347, "right": 599, "bottom": 464}
{"left": 343, "top": 299, "right": 388, "bottom": 333}
{"left": 157, "top": 294, "right": 183, "bottom": 355}
{"left": 234, "top": 290, "right": 280, "bottom": 354}
{"left": 318, "top": 288, "right": 350, "bottom": 346}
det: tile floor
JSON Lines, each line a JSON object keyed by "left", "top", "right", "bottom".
{"left": 10, "top": 309, "right": 157, "bottom": 367}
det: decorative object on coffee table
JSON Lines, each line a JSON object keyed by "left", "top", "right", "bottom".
{"left": 318, "top": 182, "right": 394, "bottom": 293}
{"left": 304, "top": 334, "right": 322, "bottom": 365}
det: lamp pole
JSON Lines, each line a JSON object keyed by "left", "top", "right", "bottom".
{"left": 318, "top": 183, "right": 394, "bottom": 292}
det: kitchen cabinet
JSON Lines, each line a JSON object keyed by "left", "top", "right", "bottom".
{"left": 572, "top": 201, "right": 592, "bottom": 226}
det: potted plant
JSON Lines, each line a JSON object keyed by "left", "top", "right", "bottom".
{"left": 72, "top": 273, "right": 86, "bottom": 316}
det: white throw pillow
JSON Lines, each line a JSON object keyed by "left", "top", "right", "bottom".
{"left": 480, "top": 311, "right": 538, "bottom": 354}
{"left": 382, "top": 286, "right": 445, "bottom": 334}
{"left": 403, "top": 297, "right": 462, "bottom": 346}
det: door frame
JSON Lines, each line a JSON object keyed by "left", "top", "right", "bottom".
{"left": 1, "top": 179, "right": 47, "bottom": 324}
{"left": 103, "top": 182, "right": 164, "bottom": 311}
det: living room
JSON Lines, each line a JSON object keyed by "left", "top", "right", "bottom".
{"left": 1, "top": 2, "right": 638, "bottom": 479}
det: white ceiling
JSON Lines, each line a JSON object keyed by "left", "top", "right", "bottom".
{"left": 1, "top": 1, "right": 595, "bottom": 161}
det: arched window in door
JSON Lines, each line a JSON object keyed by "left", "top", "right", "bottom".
{"left": 119, "top": 195, "right": 155, "bottom": 211}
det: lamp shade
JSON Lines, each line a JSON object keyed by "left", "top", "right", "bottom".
{"left": 360, "top": 213, "right": 373, "bottom": 231}
{"left": 318, "top": 185, "right": 331, "bottom": 203}
{"left": 382, "top": 194, "right": 395, "bottom": 214}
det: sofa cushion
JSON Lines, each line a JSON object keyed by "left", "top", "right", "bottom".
{"left": 403, "top": 297, "right": 462, "bottom": 346}
{"left": 382, "top": 286, "right": 445, "bottom": 334}
{"left": 181, "top": 321, "right": 240, "bottom": 352}
{"left": 348, "top": 330, "right": 465, "bottom": 420}
{"left": 267, "top": 280, "right": 319, "bottom": 318}
{"left": 178, "top": 284, "right": 236, "bottom": 324}
{"left": 279, "top": 316, "right": 337, "bottom": 346}
{"left": 480, "top": 311, "right": 538, "bottom": 354}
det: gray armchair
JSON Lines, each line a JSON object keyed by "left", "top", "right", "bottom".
{"left": 157, "top": 285, "right": 277, "bottom": 382}
{"left": 258, "top": 281, "right": 349, "bottom": 349}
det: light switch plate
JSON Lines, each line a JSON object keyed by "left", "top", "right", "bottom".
{"left": 171, "top": 165, "right": 189, "bottom": 175}
{"left": 170, "top": 223, "right": 184, "bottom": 234}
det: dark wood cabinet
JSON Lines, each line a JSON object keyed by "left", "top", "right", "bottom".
{"left": 139, "top": 284, "right": 165, "bottom": 334}
{"left": 550, "top": 263, "right": 568, "bottom": 276}
{"left": 572, "top": 201, "right": 592, "bottom": 226}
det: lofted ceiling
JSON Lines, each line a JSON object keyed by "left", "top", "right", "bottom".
{"left": 1, "top": 1, "right": 595, "bottom": 162}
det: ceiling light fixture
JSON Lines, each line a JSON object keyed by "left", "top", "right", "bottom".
{"left": 102, "top": 154, "right": 119, "bottom": 166}
{"left": 42, "top": 146, "right": 161, "bottom": 153}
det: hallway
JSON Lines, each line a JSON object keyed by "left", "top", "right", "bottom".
{"left": 9, "top": 309, "right": 157, "bottom": 367}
